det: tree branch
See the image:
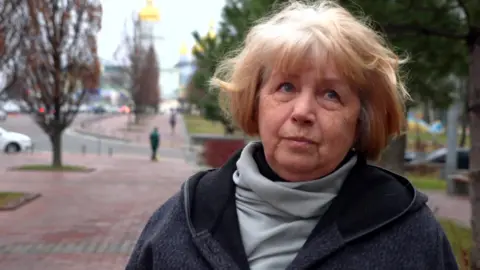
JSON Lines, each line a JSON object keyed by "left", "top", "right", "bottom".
{"left": 382, "top": 23, "right": 467, "bottom": 40}
{"left": 19, "top": 0, "right": 101, "bottom": 133}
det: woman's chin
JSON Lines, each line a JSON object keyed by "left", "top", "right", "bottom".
{"left": 275, "top": 148, "right": 318, "bottom": 165}
{"left": 275, "top": 158, "right": 319, "bottom": 175}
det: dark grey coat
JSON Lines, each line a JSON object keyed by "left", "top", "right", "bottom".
{"left": 126, "top": 151, "right": 458, "bottom": 270}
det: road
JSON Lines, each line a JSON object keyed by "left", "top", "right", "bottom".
{"left": 0, "top": 114, "right": 185, "bottom": 159}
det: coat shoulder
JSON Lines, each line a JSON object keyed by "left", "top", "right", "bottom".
{"left": 125, "top": 170, "right": 215, "bottom": 270}
{"left": 382, "top": 205, "right": 458, "bottom": 269}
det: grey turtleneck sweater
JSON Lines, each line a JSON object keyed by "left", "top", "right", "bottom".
{"left": 233, "top": 142, "right": 357, "bottom": 270}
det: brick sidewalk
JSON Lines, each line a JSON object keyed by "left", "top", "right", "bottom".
{"left": 75, "top": 114, "right": 188, "bottom": 149}
{"left": 0, "top": 153, "right": 198, "bottom": 269}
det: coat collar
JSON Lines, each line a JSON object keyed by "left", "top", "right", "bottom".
{"left": 184, "top": 147, "right": 427, "bottom": 269}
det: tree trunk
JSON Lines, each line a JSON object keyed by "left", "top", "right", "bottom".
{"left": 423, "top": 101, "right": 431, "bottom": 123}
{"left": 469, "top": 36, "right": 480, "bottom": 270}
{"left": 460, "top": 94, "right": 469, "bottom": 148}
{"left": 221, "top": 119, "right": 236, "bottom": 135}
{"left": 377, "top": 134, "right": 407, "bottom": 175}
{"left": 224, "top": 126, "right": 235, "bottom": 135}
{"left": 50, "top": 130, "right": 63, "bottom": 167}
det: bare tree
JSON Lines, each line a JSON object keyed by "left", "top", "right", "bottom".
{"left": 0, "top": 0, "right": 27, "bottom": 101}
{"left": 19, "top": 0, "right": 102, "bottom": 167}
{"left": 139, "top": 45, "right": 160, "bottom": 112}
{"left": 113, "top": 16, "right": 152, "bottom": 123}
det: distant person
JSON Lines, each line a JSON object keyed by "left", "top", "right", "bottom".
{"left": 169, "top": 111, "right": 177, "bottom": 134}
{"left": 149, "top": 127, "right": 160, "bottom": 161}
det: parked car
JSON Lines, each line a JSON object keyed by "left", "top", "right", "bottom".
{"left": 0, "top": 127, "right": 33, "bottom": 153}
{"left": 78, "top": 104, "right": 90, "bottom": 113}
{"left": 427, "top": 147, "right": 470, "bottom": 170}
{"left": 92, "top": 105, "right": 106, "bottom": 114}
{"left": 0, "top": 110, "right": 6, "bottom": 121}
{"left": 404, "top": 151, "right": 417, "bottom": 163}
{"left": 2, "top": 101, "right": 21, "bottom": 113}
{"left": 104, "top": 104, "right": 121, "bottom": 114}
{"left": 411, "top": 147, "right": 470, "bottom": 170}
{"left": 119, "top": 105, "right": 131, "bottom": 114}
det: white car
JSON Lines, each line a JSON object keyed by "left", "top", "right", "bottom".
{"left": 0, "top": 127, "right": 33, "bottom": 153}
{"left": 104, "top": 104, "right": 120, "bottom": 114}
{"left": 2, "top": 101, "right": 21, "bottom": 113}
{"left": 0, "top": 110, "right": 6, "bottom": 121}
{"left": 78, "top": 104, "right": 90, "bottom": 113}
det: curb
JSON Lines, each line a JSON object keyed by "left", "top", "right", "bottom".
{"left": 73, "top": 114, "right": 132, "bottom": 143}
{"left": 73, "top": 127, "right": 132, "bottom": 143}
{"left": 73, "top": 114, "right": 191, "bottom": 151}
{"left": 77, "top": 114, "right": 119, "bottom": 127}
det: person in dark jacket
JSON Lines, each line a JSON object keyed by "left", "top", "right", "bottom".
{"left": 169, "top": 110, "right": 177, "bottom": 134}
{"left": 126, "top": 1, "right": 458, "bottom": 269}
{"left": 149, "top": 127, "right": 160, "bottom": 161}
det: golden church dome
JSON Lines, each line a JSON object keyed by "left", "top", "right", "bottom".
{"left": 180, "top": 42, "right": 188, "bottom": 56}
{"left": 191, "top": 20, "right": 216, "bottom": 54}
{"left": 139, "top": 0, "right": 160, "bottom": 22}
{"left": 207, "top": 20, "right": 216, "bottom": 39}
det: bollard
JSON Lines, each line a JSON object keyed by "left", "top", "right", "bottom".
{"left": 30, "top": 143, "right": 35, "bottom": 154}
{"left": 97, "top": 139, "right": 101, "bottom": 156}
{"left": 81, "top": 145, "right": 86, "bottom": 155}
{"left": 108, "top": 147, "right": 113, "bottom": 157}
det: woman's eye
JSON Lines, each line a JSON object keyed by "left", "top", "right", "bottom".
{"left": 278, "top": 82, "right": 295, "bottom": 93}
{"left": 325, "top": 90, "right": 340, "bottom": 100}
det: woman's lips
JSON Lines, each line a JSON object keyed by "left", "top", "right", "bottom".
{"left": 284, "top": 136, "right": 315, "bottom": 144}
{"left": 284, "top": 137, "right": 316, "bottom": 148}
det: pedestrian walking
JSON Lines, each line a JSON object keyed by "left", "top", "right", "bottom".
{"left": 169, "top": 110, "right": 177, "bottom": 134}
{"left": 149, "top": 127, "right": 160, "bottom": 161}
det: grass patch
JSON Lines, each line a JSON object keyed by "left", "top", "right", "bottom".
{"left": 0, "top": 192, "right": 26, "bottom": 207}
{"left": 184, "top": 114, "right": 228, "bottom": 135}
{"left": 408, "top": 174, "right": 446, "bottom": 191}
{"left": 0, "top": 191, "right": 40, "bottom": 210}
{"left": 439, "top": 219, "right": 471, "bottom": 268}
{"left": 11, "top": 164, "right": 94, "bottom": 172}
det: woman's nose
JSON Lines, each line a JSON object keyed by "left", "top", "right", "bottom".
{"left": 291, "top": 93, "right": 316, "bottom": 126}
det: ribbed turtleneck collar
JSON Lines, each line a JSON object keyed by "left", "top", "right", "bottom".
{"left": 233, "top": 142, "right": 357, "bottom": 219}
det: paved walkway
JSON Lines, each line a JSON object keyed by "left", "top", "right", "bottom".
{"left": 0, "top": 153, "right": 198, "bottom": 270}
{"left": 425, "top": 191, "right": 470, "bottom": 226}
{"left": 75, "top": 114, "right": 188, "bottom": 149}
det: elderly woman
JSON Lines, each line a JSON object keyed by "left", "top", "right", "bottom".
{"left": 126, "top": 1, "right": 457, "bottom": 270}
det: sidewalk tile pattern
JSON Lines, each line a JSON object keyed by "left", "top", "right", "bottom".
{"left": 0, "top": 153, "right": 197, "bottom": 269}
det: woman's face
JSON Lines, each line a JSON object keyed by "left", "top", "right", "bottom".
{"left": 257, "top": 63, "right": 361, "bottom": 181}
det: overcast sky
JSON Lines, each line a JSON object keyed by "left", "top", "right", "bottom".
{"left": 98, "top": 0, "right": 226, "bottom": 98}
{"left": 98, "top": 0, "right": 225, "bottom": 65}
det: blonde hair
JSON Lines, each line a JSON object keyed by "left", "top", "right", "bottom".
{"left": 210, "top": 0, "right": 410, "bottom": 160}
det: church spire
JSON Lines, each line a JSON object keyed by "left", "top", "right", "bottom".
{"left": 180, "top": 42, "right": 188, "bottom": 56}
